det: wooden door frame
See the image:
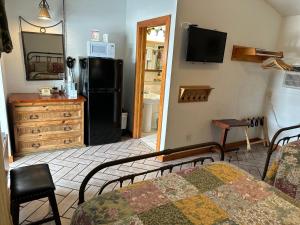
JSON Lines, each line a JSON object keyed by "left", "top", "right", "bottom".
{"left": 0, "top": 126, "right": 12, "bottom": 225}
{"left": 133, "top": 15, "right": 171, "bottom": 151}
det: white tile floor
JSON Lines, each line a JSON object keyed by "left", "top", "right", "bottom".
{"left": 140, "top": 134, "right": 157, "bottom": 150}
{"left": 9, "top": 139, "right": 271, "bottom": 225}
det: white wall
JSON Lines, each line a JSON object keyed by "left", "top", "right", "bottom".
{"left": 123, "top": 0, "right": 178, "bottom": 150}
{"left": 2, "top": 0, "right": 285, "bottom": 151}
{"left": 3, "top": 0, "right": 63, "bottom": 94}
{"left": 266, "top": 15, "right": 300, "bottom": 138}
{"left": 3, "top": 0, "right": 127, "bottom": 94}
{"left": 65, "top": 0, "right": 127, "bottom": 76}
{"left": 164, "top": 0, "right": 282, "bottom": 149}
{"left": 0, "top": 60, "right": 11, "bottom": 156}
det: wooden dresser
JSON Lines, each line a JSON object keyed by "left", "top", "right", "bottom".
{"left": 9, "top": 94, "right": 85, "bottom": 156}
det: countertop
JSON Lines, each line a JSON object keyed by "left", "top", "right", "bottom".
{"left": 8, "top": 93, "right": 86, "bottom": 104}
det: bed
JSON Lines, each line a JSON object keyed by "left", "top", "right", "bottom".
{"left": 26, "top": 51, "right": 64, "bottom": 80}
{"left": 71, "top": 139, "right": 300, "bottom": 225}
{"left": 262, "top": 124, "right": 300, "bottom": 202}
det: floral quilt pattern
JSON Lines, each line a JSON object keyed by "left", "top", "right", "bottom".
{"left": 273, "top": 141, "right": 300, "bottom": 201}
{"left": 71, "top": 162, "right": 300, "bottom": 225}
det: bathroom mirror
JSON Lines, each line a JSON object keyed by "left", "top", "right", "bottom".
{"left": 21, "top": 32, "right": 65, "bottom": 81}
{"left": 145, "top": 43, "right": 164, "bottom": 72}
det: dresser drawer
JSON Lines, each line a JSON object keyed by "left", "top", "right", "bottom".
{"left": 15, "top": 120, "right": 82, "bottom": 140}
{"left": 16, "top": 135, "right": 83, "bottom": 153}
{"left": 14, "top": 103, "right": 82, "bottom": 112}
{"left": 9, "top": 94, "right": 85, "bottom": 155}
{"left": 14, "top": 110, "right": 82, "bottom": 123}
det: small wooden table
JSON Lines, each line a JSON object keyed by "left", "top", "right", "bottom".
{"left": 212, "top": 119, "right": 250, "bottom": 152}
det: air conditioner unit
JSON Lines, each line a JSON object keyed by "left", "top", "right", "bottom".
{"left": 284, "top": 71, "right": 300, "bottom": 89}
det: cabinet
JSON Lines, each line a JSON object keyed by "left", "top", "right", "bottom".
{"left": 9, "top": 94, "right": 85, "bottom": 156}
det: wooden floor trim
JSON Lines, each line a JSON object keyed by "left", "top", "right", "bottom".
{"left": 161, "top": 138, "right": 262, "bottom": 162}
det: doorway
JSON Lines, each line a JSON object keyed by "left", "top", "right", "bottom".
{"left": 133, "top": 15, "right": 171, "bottom": 151}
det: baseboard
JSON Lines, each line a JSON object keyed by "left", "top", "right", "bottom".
{"left": 161, "top": 146, "right": 212, "bottom": 162}
{"left": 161, "top": 138, "right": 262, "bottom": 162}
{"left": 224, "top": 137, "right": 262, "bottom": 151}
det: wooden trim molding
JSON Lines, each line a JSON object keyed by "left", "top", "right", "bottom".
{"left": 161, "top": 138, "right": 262, "bottom": 162}
{"left": 133, "top": 25, "right": 147, "bottom": 139}
{"left": 133, "top": 15, "right": 171, "bottom": 152}
{"left": 0, "top": 128, "right": 13, "bottom": 225}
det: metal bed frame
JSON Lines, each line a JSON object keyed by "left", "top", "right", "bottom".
{"left": 78, "top": 142, "right": 224, "bottom": 204}
{"left": 262, "top": 124, "right": 300, "bottom": 180}
{"left": 27, "top": 51, "right": 64, "bottom": 63}
{"left": 26, "top": 51, "right": 64, "bottom": 80}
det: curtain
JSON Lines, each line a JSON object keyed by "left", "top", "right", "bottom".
{"left": 0, "top": 0, "right": 12, "bottom": 55}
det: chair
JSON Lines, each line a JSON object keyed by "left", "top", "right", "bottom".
{"left": 10, "top": 164, "right": 61, "bottom": 225}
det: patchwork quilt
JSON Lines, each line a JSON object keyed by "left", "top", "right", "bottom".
{"left": 266, "top": 141, "right": 300, "bottom": 201}
{"left": 71, "top": 162, "right": 300, "bottom": 225}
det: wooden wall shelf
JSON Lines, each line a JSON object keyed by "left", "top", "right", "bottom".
{"left": 231, "top": 45, "right": 284, "bottom": 63}
{"left": 178, "top": 86, "right": 213, "bottom": 103}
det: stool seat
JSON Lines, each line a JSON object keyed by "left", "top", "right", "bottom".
{"left": 10, "top": 164, "right": 61, "bottom": 225}
{"left": 10, "top": 164, "right": 55, "bottom": 199}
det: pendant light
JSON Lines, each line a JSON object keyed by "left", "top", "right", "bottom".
{"left": 38, "top": 0, "right": 51, "bottom": 20}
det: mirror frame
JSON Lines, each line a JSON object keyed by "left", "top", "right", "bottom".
{"left": 21, "top": 31, "right": 66, "bottom": 81}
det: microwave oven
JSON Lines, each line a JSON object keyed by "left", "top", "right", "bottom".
{"left": 87, "top": 41, "right": 115, "bottom": 58}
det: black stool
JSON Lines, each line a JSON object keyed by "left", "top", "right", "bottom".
{"left": 10, "top": 164, "right": 61, "bottom": 225}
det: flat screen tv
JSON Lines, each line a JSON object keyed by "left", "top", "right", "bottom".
{"left": 186, "top": 26, "right": 227, "bottom": 63}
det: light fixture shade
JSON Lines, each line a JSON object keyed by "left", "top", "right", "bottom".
{"left": 38, "top": 7, "right": 51, "bottom": 20}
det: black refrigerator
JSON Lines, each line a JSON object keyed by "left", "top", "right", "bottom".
{"left": 79, "top": 57, "right": 123, "bottom": 146}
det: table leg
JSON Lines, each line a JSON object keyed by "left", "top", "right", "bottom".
{"left": 220, "top": 128, "right": 229, "bottom": 149}
{"left": 220, "top": 128, "right": 240, "bottom": 153}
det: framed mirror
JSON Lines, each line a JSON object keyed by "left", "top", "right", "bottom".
{"left": 21, "top": 32, "right": 65, "bottom": 81}
{"left": 145, "top": 43, "right": 164, "bottom": 72}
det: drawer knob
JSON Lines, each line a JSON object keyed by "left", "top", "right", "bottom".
{"left": 29, "top": 115, "right": 39, "bottom": 120}
{"left": 64, "top": 112, "right": 72, "bottom": 117}
{"left": 64, "top": 126, "right": 72, "bottom": 131}
{"left": 64, "top": 139, "right": 72, "bottom": 144}
{"left": 32, "top": 143, "right": 41, "bottom": 148}
{"left": 31, "top": 129, "right": 41, "bottom": 134}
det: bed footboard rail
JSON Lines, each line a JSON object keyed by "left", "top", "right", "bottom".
{"left": 262, "top": 124, "right": 300, "bottom": 180}
{"left": 78, "top": 141, "right": 224, "bottom": 204}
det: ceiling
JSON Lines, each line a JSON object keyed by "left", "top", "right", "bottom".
{"left": 266, "top": 0, "right": 300, "bottom": 16}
